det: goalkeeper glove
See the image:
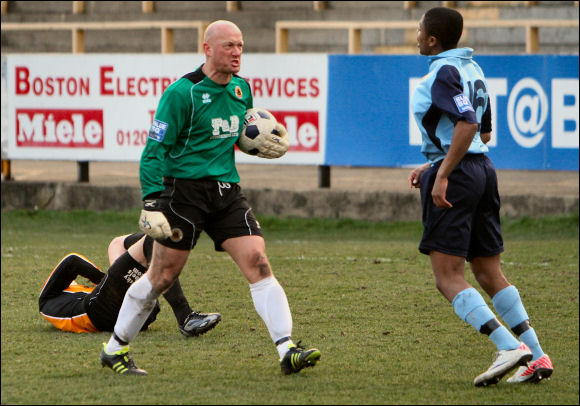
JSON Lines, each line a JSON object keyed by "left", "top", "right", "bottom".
{"left": 257, "top": 122, "right": 290, "bottom": 159}
{"left": 139, "top": 197, "right": 172, "bottom": 240}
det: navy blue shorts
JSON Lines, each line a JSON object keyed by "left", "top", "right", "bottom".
{"left": 419, "top": 154, "right": 504, "bottom": 262}
{"left": 157, "top": 177, "right": 263, "bottom": 251}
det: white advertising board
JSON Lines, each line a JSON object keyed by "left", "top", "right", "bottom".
{"left": 4, "top": 54, "right": 327, "bottom": 165}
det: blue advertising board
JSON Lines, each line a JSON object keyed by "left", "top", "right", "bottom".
{"left": 326, "top": 54, "right": 579, "bottom": 170}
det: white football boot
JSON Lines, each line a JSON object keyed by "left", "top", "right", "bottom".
{"left": 474, "top": 342, "right": 532, "bottom": 387}
{"left": 507, "top": 354, "right": 553, "bottom": 383}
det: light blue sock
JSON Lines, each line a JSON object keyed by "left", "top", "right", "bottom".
{"left": 519, "top": 329, "right": 543, "bottom": 360}
{"left": 452, "top": 287, "right": 520, "bottom": 351}
{"left": 493, "top": 285, "right": 544, "bottom": 360}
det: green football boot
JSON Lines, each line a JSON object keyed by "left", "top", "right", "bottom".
{"left": 100, "top": 343, "right": 148, "bottom": 376}
{"left": 280, "top": 341, "right": 321, "bottom": 375}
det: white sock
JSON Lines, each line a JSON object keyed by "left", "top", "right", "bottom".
{"left": 276, "top": 340, "right": 295, "bottom": 359}
{"left": 105, "top": 275, "right": 159, "bottom": 354}
{"left": 249, "top": 276, "right": 293, "bottom": 356}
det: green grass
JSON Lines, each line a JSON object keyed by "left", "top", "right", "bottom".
{"left": 1, "top": 209, "right": 578, "bottom": 404}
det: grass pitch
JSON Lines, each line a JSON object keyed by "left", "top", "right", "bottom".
{"left": 1, "top": 209, "right": 578, "bottom": 404}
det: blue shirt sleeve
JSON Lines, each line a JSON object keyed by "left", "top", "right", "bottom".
{"left": 431, "top": 65, "right": 478, "bottom": 125}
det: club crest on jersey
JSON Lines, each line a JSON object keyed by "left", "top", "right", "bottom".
{"left": 453, "top": 94, "right": 475, "bottom": 113}
{"left": 235, "top": 86, "right": 243, "bottom": 99}
{"left": 202, "top": 93, "right": 212, "bottom": 104}
{"left": 148, "top": 119, "right": 168, "bottom": 142}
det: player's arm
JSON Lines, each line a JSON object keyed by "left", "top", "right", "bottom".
{"left": 479, "top": 96, "right": 492, "bottom": 144}
{"left": 430, "top": 65, "right": 479, "bottom": 208}
{"left": 139, "top": 86, "right": 187, "bottom": 239}
{"left": 433, "top": 120, "right": 478, "bottom": 208}
{"left": 139, "top": 87, "right": 185, "bottom": 199}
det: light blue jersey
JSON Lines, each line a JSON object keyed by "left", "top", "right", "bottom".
{"left": 411, "top": 47, "right": 492, "bottom": 163}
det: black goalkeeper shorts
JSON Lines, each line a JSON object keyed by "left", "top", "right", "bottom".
{"left": 156, "top": 177, "right": 263, "bottom": 251}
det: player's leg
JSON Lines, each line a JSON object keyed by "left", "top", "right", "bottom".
{"left": 39, "top": 254, "right": 102, "bottom": 333}
{"left": 471, "top": 255, "right": 552, "bottom": 383}
{"left": 222, "top": 235, "right": 320, "bottom": 375}
{"left": 40, "top": 253, "right": 103, "bottom": 310}
{"left": 421, "top": 159, "right": 512, "bottom": 350}
{"left": 127, "top": 232, "right": 221, "bottom": 337}
{"left": 108, "top": 234, "right": 134, "bottom": 265}
{"left": 464, "top": 156, "right": 531, "bottom": 386}
{"left": 162, "top": 278, "right": 222, "bottom": 337}
{"left": 100, "top": 242, "right": 189, "bottom": 375}
{"left": 435, "top": 251, "right": 530, "bottom": 387}
{"left": 100, "top": 178, "right": 206, "bottom": 375}
{"left": 207, "top": 180, "right": 320, "bottom": 374}
{"left": 107, "top": 241, "right": 187, "bottom": 344}
{"left": 88, "top": 236, "right": 159, "bottom": 332}
{"left": 431, "top": 250, "right": 520, "bottom": 353}
{"left": 422, "top": 157, "right": 529, "bottom": 386}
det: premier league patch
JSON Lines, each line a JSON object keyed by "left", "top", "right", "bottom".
{"left": 148, "top": 119, "right": 169, "bottom": 142}
{"left": 453, "top": 94, "right": 475, "bottom": 113}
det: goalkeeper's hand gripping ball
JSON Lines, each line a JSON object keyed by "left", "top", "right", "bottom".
{"left": 238, "top": 108, "right": 290, "bottom": 159}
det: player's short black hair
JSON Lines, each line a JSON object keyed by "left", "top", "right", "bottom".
{"left": 423, "top": 7, "right": 463, "bottom": 50}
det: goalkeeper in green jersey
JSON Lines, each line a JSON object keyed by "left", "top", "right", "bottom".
{"left": 100, "top": 20, "right": 320, "bottom": 376}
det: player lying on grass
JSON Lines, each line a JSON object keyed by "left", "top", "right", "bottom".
{"left": 39, "top": 232, "right": 221, "bottom": 337}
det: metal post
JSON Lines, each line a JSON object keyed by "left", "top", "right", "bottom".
{"left": 276, "top": 27, "right": 288, "bottom": 53}
{"left": 142, "top": 1, "right": 154, "bottom": 13}
{"left": 78, "top": 161, "right": 89, "bottom": 182}
{"left": 318, "top": 165, "right": 330, "bottom": 188}
{"left": 72, "top": 25, "right": 87, "bottom": 182}
{"left": 526, "top": 25, "right": 539, "bottom": 53}
{"left": 161, "top": 27, "right": 174, "bottom": 53}
{"left": 348, "top": 28, "right": 361, "bottom": 54}
{"left": 1, "top": 159, "right": 12, "bottom": 180}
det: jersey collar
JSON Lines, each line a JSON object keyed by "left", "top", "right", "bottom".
{"left": 428, "top": 47, "right": 474, "bottom": 66}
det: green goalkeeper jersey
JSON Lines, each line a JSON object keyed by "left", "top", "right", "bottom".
{"left": 139, "top": 65, "right": 253, "bottom": 199}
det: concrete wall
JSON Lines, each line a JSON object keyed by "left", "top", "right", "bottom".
{"left": 2, "top": 181, "right": 577, "bottom": 221}
{"left": 1, "top": 1, "right": 578, "bottom": 54}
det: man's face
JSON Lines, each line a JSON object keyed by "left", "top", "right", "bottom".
{"left": 416, "top": 17, "right": 432, "bottom": 56}
{"left": 207, "top": 26, "right": 244, "bottom": 74}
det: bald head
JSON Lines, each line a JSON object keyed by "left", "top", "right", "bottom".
{"left": 204, "top": 20, "right": 242, "bottom": 44}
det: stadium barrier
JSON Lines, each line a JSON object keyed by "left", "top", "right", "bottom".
{"left": 2, "top": 180, "right": 578, "bottom": 220}
{"left": 0, "top": 19, "right": 209, "bottom": 181}
{"left": 0, "top": 20, "right": 209, "bottom": 54}
{"left": 0, "top": 1, "right": 337, "bottom": 15}
{"left": 275, "top": 19, "right": 580, "bottom": 54}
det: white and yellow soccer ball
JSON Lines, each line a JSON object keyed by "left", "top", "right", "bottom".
{"left": 238, "top": 107, "right": 290, "bottom": 159}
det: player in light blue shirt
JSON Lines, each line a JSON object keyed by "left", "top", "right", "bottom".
{"left": 411, "top": 47, "right": 490, "bottom": 164}
{"left": 407, "top": 7, "right": 552, "bottom": 386}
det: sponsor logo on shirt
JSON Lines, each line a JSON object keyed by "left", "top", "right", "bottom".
{"left": 148, "top": 119, "right": 168, "bottom": 142}
{"left": 235, "top": 86, "right": 243, "bottom": 99}
{"left": 202, "top": 93, "right": 212, "bottom": 104}
{"left": 210, "top": 115, "right": 240, "bottom": 139}
{"left": 453, "top": 94, "right": 475, "bottom": 113}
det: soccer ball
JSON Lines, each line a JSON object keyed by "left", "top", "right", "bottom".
{"left": 238, "top": 107, "right": 280, "bottom": 156}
